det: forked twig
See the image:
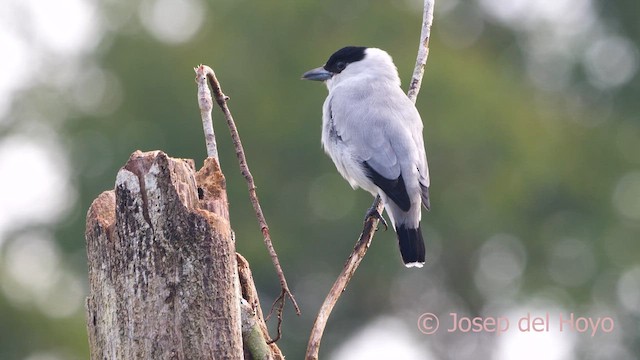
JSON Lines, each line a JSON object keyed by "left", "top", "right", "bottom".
{"left": 194, "top": 65, "right": 301, "bottom": 343}
{"left": 304, "top": 1, "right": 435, "bottom": 359}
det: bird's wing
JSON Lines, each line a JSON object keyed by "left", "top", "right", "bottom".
{"left": 412, "top": 116, "right": 430, "bottom": 210}
{"left": 330, "top": 83, "right": 428, "bottom": 211}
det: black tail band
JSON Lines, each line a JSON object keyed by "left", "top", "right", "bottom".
{"left": 396, "top": 224, "right": 426, "bottom": 267}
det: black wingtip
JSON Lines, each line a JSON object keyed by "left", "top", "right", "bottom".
{"left": 420, "top": 183, "right": 431, "bottom": 211}
{"left": 362, "top": 161, "right": 411, "bottom": 212}
{"left": 396, "top": 224, "right": 425, "bottom": 268}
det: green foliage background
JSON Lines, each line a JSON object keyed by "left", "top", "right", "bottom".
{"left": 0, "top": 0, "right": 639, "bottom": 359}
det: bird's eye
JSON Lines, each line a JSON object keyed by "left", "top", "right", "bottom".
{"left": 336, "top": 62, "right": 347, "bottom": 71}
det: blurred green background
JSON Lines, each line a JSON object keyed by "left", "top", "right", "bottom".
{"left": 1, "top": 0, "right": 639, "bottom": 359}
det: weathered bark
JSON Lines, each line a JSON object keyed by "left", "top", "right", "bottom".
{"left": 85, "top": 150, "right": 243, "bottom": 359}
{"left": 237, "top": 254, "right": 284, "bottom": 360}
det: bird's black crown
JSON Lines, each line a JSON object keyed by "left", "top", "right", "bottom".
{"left": 324, "top": 46, "right": 367, "bottom": 74}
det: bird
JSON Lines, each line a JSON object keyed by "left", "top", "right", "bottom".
{"left": 302, "top": 46, "right": 431, "bottom": 268}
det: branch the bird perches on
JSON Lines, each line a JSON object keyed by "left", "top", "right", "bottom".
{"left": 305, "top": 1, "right": 436, "bottom": 359}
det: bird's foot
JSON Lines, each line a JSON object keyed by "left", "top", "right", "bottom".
{"left": 365, "top": 206, "right": 388, "bottom": 231}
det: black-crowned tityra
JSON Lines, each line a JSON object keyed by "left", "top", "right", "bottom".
{"left": 302, "top": 46, "right": 431, "bottom": 268}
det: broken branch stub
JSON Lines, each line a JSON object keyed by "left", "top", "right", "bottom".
{"left": 85, "top": 150, "right": 243, "bottom": 359}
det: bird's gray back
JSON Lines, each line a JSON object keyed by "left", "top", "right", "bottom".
{"left": 322, "top": 78, "right": 428, "bottom": 188}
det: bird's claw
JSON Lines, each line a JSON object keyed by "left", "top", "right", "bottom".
{"left": 365, "top": 206, "right": 388, "bottom": 231}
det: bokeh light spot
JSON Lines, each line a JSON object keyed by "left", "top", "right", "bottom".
{"left": 612, "top": 171, "right": 640, "bottom": 220}
{"left": 0, "top": 136, "right": 74, "bottom": 239}
{"left": 584, "top": 36, "right": 639, "bottom": 89}
{"left": 4, "top": 232, "right": 61, "bottom": 294}
{"left": 139, "top": 0, "right": 206, "bottom": 44}
{"left": 24, "top": 0, "right": 100, "bottom": 54}
{"left": 331, "top": 317, "right": 434, "bottom": 360}
{"left": 547, "top": 238, "right": 596, "bottom": 287}
{"left": 474, "top": 234, "right": 527, "bottom": 299}
{"left": 617, "top": 266, "right": 640, "bottom": 315}
{"left": 495, "top": 305, "right": 576, "bottom": 360}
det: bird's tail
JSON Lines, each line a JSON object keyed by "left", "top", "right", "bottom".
{"left": 396, "top": 224, "right": 425, "bottom": 268}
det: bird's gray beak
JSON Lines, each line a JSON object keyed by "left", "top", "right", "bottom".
{"left": 302, "top": 67, "right": 333, "bottom": 81}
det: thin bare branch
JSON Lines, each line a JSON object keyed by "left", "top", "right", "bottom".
{"left": 305, "top": 196, "right": 383, "bottom": 360}
{"left": 195, "top": 65, "right": 301, "bottom": 330}
{"left": 194, "top": 65, "right": 219, "bottom": 160}
{"left": 407, "top": 0, "right": 436, "bottom": 104}
{"left": 305, "top": 1, "right": 436, "bottom": 358}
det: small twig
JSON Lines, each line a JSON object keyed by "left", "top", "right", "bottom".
{"left": 304, "top": 1, "right": 435, "bottom": 359}
{"left": 195, "top": 65, "right": 301, "bottom": 332}
{"left": 194, "top": 66, "right": 219, "bottom": 160}
{"left": 265, "top": 293, "right": 286, "bottom": 343}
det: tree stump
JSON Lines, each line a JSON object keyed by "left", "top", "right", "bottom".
{"left": 85, "top": 150, "right": 243, "bottom": 359}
